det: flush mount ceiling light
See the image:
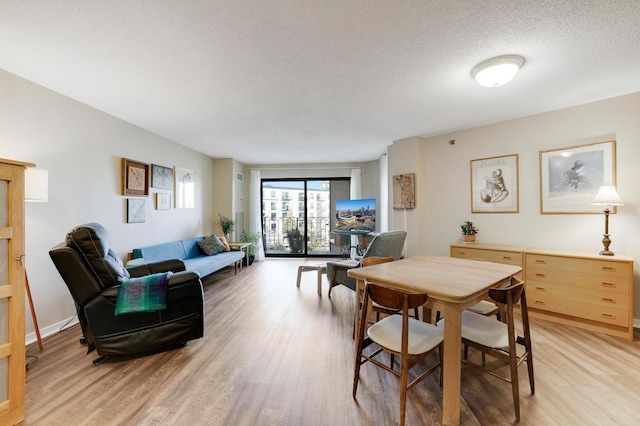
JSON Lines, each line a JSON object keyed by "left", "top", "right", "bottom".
{"left": 471, "top": 55, "right": 525, "bottom": 87}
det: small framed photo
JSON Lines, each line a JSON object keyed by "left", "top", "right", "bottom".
{"left": 156, "top": 193, "right": 171, "bottom": 210}
{"left": 539, "top": 140, "right": 615, "bottom": 214}
{"left": 122, "top": 158, "right": 149, "bottom": 196}
{"left": 236, "top": 172, "right": 244, "bottom": 182}
{"left": 175, "top": 166, "right": 195, "bottom": 208}
{"left": 151, "top": 164, "right": 174, "bottom": 189}
{"left": 127, "top": 198, "right": 146, "bottom": 223}
{"left": 470, "top": 154, "right": 519, "bottom": 213}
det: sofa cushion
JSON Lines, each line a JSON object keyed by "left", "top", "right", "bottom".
{"left": 132, "top": 240, "right": 187, "bottom": 262}
{"left": 197, "top": 234, "right": 226, "bottom": 255}
{"left": 218, "top": 236, "right": 231, "bottom": 251}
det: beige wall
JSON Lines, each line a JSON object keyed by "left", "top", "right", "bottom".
{"left": 1, "top": 70, "right": 216, "bottom": 341}
{"left": 392, "top": 92, "right": 640, "bottom": 323}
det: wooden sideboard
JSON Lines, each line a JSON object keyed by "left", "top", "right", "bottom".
{"left": 450, "top": 243, "right": 634, "bottom": 341}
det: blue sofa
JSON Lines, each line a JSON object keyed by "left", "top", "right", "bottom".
{"left": 128, "top": 237, "right": 245, "bottom": 278}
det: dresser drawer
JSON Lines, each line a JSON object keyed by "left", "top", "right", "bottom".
{"left": 450, "top": 247, "right": 521, "bottom": 266}
{"left": 526, "top": 267, "right": 629, "bottom": 295}
{"left": 527, "top": 291, "right": 628, "bottom": 327}
{"left": 528, "top": 280, "right": 628, "bottom": 308}
{"left": 526, "top": 254, "right": 631, "bottom": 278}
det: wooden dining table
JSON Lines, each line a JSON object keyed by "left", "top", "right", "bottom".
{"left": 348, "top": 255, "right": 522, "bottom": 426}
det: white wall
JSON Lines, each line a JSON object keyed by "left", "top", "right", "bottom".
{"left": 1, "top": 70, "right": 215, "bottom": 342}
{"left": 392, "top": 92, "right": 640, "bottom": 320}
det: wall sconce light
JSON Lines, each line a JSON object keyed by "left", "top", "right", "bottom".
{"left": 590, "top": 185, "right": 623, "bottom": 256}
{"left": 471, "top": 55, "right": 525, "bottom": 87}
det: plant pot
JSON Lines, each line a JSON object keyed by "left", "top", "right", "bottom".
{"left": 461, "top": 234, "right": 476, "bottom": 243}
{"left": 290, "top": 237, "right": 304, "bottom": 253}
{"left": 242, "top": 255, "right": 255, "bottom": 266}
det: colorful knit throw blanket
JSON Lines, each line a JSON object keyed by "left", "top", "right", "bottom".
{"left": 115, "top": 272, "right": 171, "bottom": 315}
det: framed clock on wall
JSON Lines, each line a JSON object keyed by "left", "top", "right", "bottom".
{"left": 122, "top": 158, "right": 149, "bottom": 196}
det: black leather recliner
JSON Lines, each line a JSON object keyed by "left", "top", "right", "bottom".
{"left": 49, "top": 223, "right": 204, "bottom": 363}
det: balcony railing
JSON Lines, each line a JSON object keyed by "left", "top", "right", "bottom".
{"left": 263, "top": 216, "right": 339, "bottom": 254}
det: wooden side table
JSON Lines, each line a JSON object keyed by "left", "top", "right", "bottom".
{"left": 228, "top": 242, "right": 251, "bottom": 270}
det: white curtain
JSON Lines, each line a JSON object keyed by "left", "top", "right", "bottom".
{"left": 350, "top": 168, "right": 361, "bottom": 198}
{"left": 250, "top": 169, "right": 265, "bottom": 261}
{"left": 350, "top": 168, "right": 362, "bottom": 258}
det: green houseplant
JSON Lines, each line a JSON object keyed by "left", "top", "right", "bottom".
{"left": 239, "top": 230, "right": 261, "bottom": 265}
{"left": 460, "top": 220, "right": 478, "bottom": 242}
{"left": 285, "top": 228, "right": 304, "bottom": 253}
{"left": 217, "top": 214, "right": 238, "bottom": 239}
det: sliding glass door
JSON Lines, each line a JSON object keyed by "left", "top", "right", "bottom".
{"left": 262, "top": 178, "right": 349, "bottom": 257}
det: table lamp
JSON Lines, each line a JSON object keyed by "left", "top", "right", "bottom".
{"left": 590, "top": 185, "right": 623, "bottom": 256}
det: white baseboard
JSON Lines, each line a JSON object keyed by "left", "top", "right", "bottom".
{"left": 26, "top": 316, "right": 79, "bottom": 347}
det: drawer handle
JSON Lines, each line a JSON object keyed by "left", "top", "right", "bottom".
{"left": 601, "top": 313, "right": 616, "bottom": 319}
{"left": 457, "top": 251, "right": 465, "bottom": 255}
{"left": 502, "top": 256, "right": 512, "bottom": 260}
{"left": 601, "top": 266, "right": 616, "bottom": 272}
{"left": 535, "top": 259, "right": 547, "bottom": 264}
{"left": 601, "top": 297, "right": 616, "bottom": 303}
{"left": 601, "top": 282, "right": 616, "bottom": 288}
{"left": 535, "top": 273, "right": 546, "bottom": 278}
{"left": 534, "top": 300, "right": 546, "bottom": 305}
{"left": 535, "top": 286, "right": 546, "bottom": 291}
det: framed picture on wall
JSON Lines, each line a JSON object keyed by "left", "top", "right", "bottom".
{"left": 539, "top": 140, "right": 616, "bottom": 214}
{"left": 151, "top": 164, "right": 174, "bottom": 189}
{"left": 174, "top": 166, "right": 195, "bottom": 208}
{"left": 127, "top": 198, "right": 146, "bottom": 223}
{"left": 470, "top": 154, "right": 519, "bottom": 213}
{"left": 392, "top": 173, "right": 416, "bottom": 209}
{"left": 156, "top": 192, "right": 171, "bottom": 210}
{"left": 122, "top": 158, "right": 149, "bottom": 196}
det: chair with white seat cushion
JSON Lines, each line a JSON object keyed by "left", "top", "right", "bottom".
{"left": 353, "top": 281, "right": 443, "bottom": 426}
{"left": 439, "top": 278, "right": 534, "bottom": 422}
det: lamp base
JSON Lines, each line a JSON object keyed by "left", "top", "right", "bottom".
{"left": 599, "top": 233, "right": 614, "bottom": 256}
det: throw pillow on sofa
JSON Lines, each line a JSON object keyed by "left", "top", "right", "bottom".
{"left": 218, "top": 236, "right": 231, "bottom": 251}
{"left": 197, "top": 234, "right": 226, "bottom": 255}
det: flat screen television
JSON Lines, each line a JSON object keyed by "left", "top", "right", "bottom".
{"left": 335, "top": 198, "right": 376, "bottom": 232}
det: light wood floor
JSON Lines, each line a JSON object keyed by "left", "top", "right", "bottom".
{"left": 24, "top": 258, "right": 640, "bottom": 425}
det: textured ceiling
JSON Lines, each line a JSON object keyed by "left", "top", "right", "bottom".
{"left": 2, "top": 1, "right": 640, "bottom": 164}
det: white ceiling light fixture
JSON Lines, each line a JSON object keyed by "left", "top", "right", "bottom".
{"left": 471, "top": 55, "right": 525, "bottom": 87}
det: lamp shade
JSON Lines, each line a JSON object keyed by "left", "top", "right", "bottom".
{"left": 471, "top": 55, "right": 525, "bottom": 87}
{"left": 591, "top": 185, "right": 623, "bottom": 206}
{"left": 25, "top": 168, "right": 48, "bottom": 202}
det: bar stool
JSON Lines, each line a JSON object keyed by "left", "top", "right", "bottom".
{"left": 296, "top": 264, "right": 327, "bottom": 295}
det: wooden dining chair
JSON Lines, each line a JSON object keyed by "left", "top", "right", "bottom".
{"left": 457, "top": 278, "right": 534, "bottom": 422}
{"left": 353, "top": 282, "right": 444, "bottom": 426}
{"left": 361, "top": 256, "right": 419, "bottom": 322}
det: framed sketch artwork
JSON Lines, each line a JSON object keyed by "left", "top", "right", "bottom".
{"left": 156, "top": 192, "right": 171, "bottom": 210}
{"left": 151, "top": 164, "right": 174, "bottom": 190}
{"left": 174, "top": 166, "right": 195, "bottom": 208}
{"left": 122, "top": 158, "right": 149, "bottom": 196}
{"left": 470, "top": 154, "right": 519, "bottom": 213}
{"left": 539, "top": 140, "right": 616, "bottom": 214}
{"left": 127, "top": 198, "right": 146, "bottom": 223}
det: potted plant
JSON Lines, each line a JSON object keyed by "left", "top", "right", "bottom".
{"left": 285, "top": 228, "right": 304, "bottom": 253}
{"left": 460, "top": 220, "right": 478, "bottom": 243}
{"left": 217, "top": 214, "right": 238, "bottom": 240}
{"left": 239, "top": 230, "right": 261, "bottom": 266}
